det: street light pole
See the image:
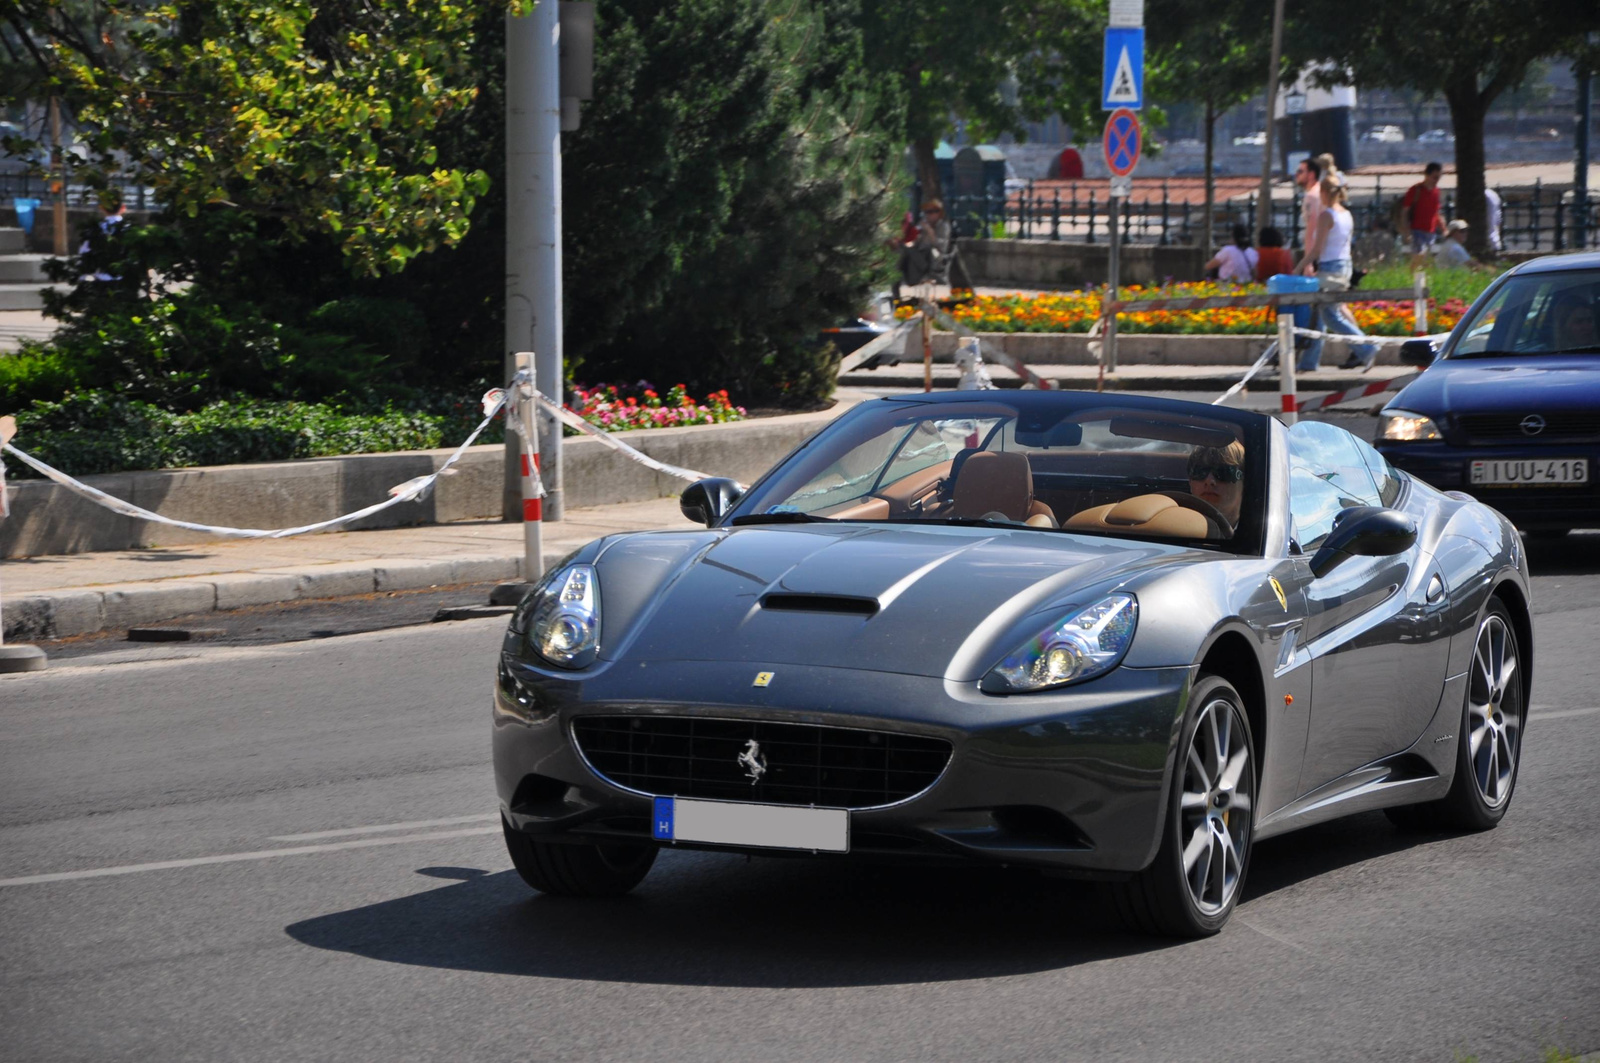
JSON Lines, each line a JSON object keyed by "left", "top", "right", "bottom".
{"left": 1577, "top": 55, "right": 1593, "bottom": 250}
{"left": 504, "top": 0, "right": 564, "bottom": 525}
{"left": 1255, "top": 0, "right": 1285, "bottom": 239}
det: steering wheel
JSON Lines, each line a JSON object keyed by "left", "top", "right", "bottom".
{"left": 1160, "top": 492, "right": 1234, "bottom": 538}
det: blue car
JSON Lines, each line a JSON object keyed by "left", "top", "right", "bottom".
{"left": 1375, "top": 252, "right": 1600, "bottom": 535}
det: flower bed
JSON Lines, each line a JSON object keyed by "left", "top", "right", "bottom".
{"left": 568, "top": 383, "right": 747, "bottom": 432}
{"left": 899, "top": 281, "right": 1471, "bottom": 336}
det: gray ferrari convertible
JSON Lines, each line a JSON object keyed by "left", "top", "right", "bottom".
{"left": 493, "top": 391, "right": 1533, "bottom": 936}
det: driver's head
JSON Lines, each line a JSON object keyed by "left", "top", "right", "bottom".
{"left": 1188, "top": 440, "right": 1246, "bottom": 526}
{"left": 1554, "top": 294, "right": 1597, "bottom": 350}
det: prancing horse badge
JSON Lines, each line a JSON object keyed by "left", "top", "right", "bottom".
{"left": 753, "top": 671, "right": 774, "bottom": 687}
{"left": 1269, "top": 576, "right": 1288, "bottom": 612}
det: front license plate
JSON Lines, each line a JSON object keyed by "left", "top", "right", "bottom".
{"left": 1469, "top": 458, "right": 1589, "bottom": 486}
{"left": 652, "top": 796, "right": 849, "bottom": 853}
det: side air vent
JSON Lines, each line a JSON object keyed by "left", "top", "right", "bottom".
{"left": 761, "top": 593, "right": 879, "bottom": 617}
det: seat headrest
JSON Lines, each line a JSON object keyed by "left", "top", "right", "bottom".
{"left": 951, "top": 451, "right": 1033, "bottom": 521}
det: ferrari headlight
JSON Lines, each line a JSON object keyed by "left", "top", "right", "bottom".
{"left": 984, "top": 594, "right": 1138, "bottom": 693}
{"left": 1378, "top": 409, "right": 1442, "bottom": 441}
{"left": 526, "top": 564, "right": 602, "bottom": 668}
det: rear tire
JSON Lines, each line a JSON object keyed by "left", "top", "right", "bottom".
{"left": 1109, "top": 675, "right": 1257, "bottom": 937}
{"left": 1385, "top": 598, "right": 1524, "bottom": 833}
{"left": 502, "top": 817, "right": 657, "bottom": 897}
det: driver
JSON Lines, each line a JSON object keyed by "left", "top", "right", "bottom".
{"left": 1553, "top": 294, "right": 1597, "bottom": 351}
{"left": 1187, "top": 441, "right": 1246, "bottom": 530}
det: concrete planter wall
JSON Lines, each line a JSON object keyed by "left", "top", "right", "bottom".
{"left": 961, "top": 238, "right": 1207, "bottom": 289}
{"left": 0, "top": 404, "right": 845, "bottom": 559}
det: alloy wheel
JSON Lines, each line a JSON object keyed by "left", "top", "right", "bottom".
{"left": 1178, "top": 696, "right": 1255, "bottom": 916}
{"left": 1467, "top": 614, "right": 1521, "bottom": 808}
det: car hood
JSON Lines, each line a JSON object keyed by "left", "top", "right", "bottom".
{"left": 1390, "top": 355, "right": 1600, "bottom": 416}
{"left": 597, "top": 523, "right": 1206, "bottom": 680}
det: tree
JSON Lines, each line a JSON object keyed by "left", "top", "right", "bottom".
{"left": 1146, "top": 0, "right": 1274, "bottom": 259}
{"left": 1289, "top": 0, "right": 1600, "bottom": 255}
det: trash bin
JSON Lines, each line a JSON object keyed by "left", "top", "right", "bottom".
{"left": 1266, "top": 273, "right": 1318, "bottom": 333}
{"left": 12, "top": 197, "right": 40, "bottom": 236}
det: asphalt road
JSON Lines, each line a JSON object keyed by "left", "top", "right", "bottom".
{"left": 2, "top": 536, "right": 1598, "bottom": 1062}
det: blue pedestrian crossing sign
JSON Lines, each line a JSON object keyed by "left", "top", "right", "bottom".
{"left": 1102, "top": 27, "right": 1144, "bottom": 110}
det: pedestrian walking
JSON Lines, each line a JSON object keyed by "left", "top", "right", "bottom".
{"left": 1294, "top": 156, "right": 1323, "bottom": 257}
{"left": 1396, "top": 162, "right": 1447, "bottom": 265}
{"left": 1293, "top": 175, "right": 1379, "bottom": 372}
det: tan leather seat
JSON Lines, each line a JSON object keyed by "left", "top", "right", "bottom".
{"left": 1065, "top": 493, "right": 1210, "bottom": 538}
{"left": 951, "top": 451, "right": 1056, "bottom": 526}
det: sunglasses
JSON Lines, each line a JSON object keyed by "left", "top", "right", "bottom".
{"left": 1188, "top": 464, "right": 1244, "bottom": 484}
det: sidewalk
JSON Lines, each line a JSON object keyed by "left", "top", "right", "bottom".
{"left": 2, "top": 496, "right": 687, "bottom": 641}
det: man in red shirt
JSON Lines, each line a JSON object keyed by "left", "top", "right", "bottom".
{"left": 1400, "top": 161, "right": 1446, "bottom": 264}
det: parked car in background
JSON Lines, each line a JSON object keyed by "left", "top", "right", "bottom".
{"left": 1232, "top": 131, "right": 1266, "bottom": 147}
{"left": 1376, "top": 253, "right": 1600, "bottom": 536}
{"left": 1417, "top": 128, "right": 1456, "bottom": 144}
{"left": 1361, "top": 125, "right": 1406, "bottom": 143}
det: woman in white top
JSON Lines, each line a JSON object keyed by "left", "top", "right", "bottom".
{"left": 1292, "top": 175, "right": 1377, "bottom": 371}
{"left": 1204, "top": 224, "right": 1259, "bottom": 284}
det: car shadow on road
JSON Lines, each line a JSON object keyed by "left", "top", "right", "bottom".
{"left": 285, "top": 851, "right": 1174, "bottom": 987}
{"left": 1242, "top": 809, "right": 1455, "bottom": 901}
{"left": 1524, "top": 531, "right": 1600, "bottom": 577}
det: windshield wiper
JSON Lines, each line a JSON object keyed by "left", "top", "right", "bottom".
{"left": 1447, "top": 350, "right": 1524, "bottom": 359}
{"left": 731, "top": 511, "right": 831, "bottom": 525}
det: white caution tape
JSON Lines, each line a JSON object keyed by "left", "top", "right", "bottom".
{"left": 927, "top": 302, "right": 1054, "bottom": 389}
{"left": 836, "top": 317, "right": 920, "bottom": 374}
{"left": 1211, "top": 340, "right": 1279, "bottom": 406}
{"left": 0, "top": 388, "right": 509, "bottom": 539}
{"left": 537, "top": 394, "right": 716, "bottom": 484}
{"left": 1292, "top": 328, "right": 1449, "bottom": 347}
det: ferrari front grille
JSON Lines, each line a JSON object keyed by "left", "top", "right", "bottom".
{"left": 571, "top": 715, "right": 952, "bottom": 810}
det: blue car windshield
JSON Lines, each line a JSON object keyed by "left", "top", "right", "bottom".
{"left": 733, "top": 396, "right": 1266, "bottom": 550}
{"left": 1452, "top": 270, "right": 1600, "bottom": 356}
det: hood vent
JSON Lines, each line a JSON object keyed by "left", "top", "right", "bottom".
{"left": 761, "top": 593, "right": 879, "bottom": 617}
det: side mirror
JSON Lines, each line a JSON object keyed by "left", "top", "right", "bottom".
{"left": 680, "top": 477, "right": 743, "bottom": 527}
{"left": 1398, "top": 339, "right": 1437, "bottom": 367}
{"left": 1310, "top": 506, "right": 1418, "bottom": 577}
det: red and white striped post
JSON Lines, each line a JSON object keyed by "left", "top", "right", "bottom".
{"left": 1276, "top": 311, "right": 1298, "bottom": 425}
{"left": 1413, "top": 270, "right": 1428, "bottom": 335}
{"left": 514, "top": 351, "right": 543, "bottom": 583}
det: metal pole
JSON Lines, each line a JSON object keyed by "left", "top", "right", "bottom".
{"left": 1107, "top": 192, "right": 1121, "bottom": 374}
{"left": 504, "top": 1, "right": 564, "bottom": 524}
{"left": 1255, "top": 0, "right": 1286, "bottom": 239}
{"left": 1576, "top": 56, "right": 1592, "bottom": 249}
{"left": 1413, "top": 271, "right": 1428, "bottom": 335}
{"left": 1277, "top": 311, "right": 1297, "bottom": 425}
{"left": 514, "top": 352, "right": 543, "bottom": 582}
{"left": 921, "top": 311, "right": 933, "bottom": 392}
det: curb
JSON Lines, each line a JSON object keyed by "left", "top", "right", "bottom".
{"left": 1, "top": 551, "right": 554, "bottom": 641}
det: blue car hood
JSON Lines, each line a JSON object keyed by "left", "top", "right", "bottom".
{"left": 598, "top": 523, "right": 1205, "bottom": 679}
{"left": 1391, "top": 355, "right": 1600, "bottom": 416}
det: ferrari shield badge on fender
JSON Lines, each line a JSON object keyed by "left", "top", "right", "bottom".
{"left": 1269, "top": 577, "right": 1288, "bottom": 612}
{"left": 753, "top": 671, "right": 774, "bottom": 687}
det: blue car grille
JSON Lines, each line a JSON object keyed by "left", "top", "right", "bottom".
{"left": 1457, "top": 412, "right": 1600, "bottom": 443}
{"left": 571, "top": 715, "right": 952, "bottom": 809}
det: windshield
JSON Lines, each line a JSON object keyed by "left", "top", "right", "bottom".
{"left": 1451, "top": 270, "right": 1600, "bottom": 356}
{"left": 733, "top": 396, "right": 1267, "bottom": 551}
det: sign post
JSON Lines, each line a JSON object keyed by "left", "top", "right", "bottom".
{"left": 1101, "top": 0, "right": 1143, "bottom": 377}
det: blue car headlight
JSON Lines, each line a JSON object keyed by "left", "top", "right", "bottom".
{"left": 524, "top": 564, "right": 602, "bottom": 668}
{"left": 983, "top": 594, "right": 1138, "bottom": 693}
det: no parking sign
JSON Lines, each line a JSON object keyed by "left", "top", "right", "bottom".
{"left": 1103, "top": 108, "right": 1141, "bottom": 178}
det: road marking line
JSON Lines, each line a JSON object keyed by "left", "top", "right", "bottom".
{"left": 1530, "top": 705, "right": 1600, "bottom": 721}
{"left": 269, "top": 813, "right": 498, "bottom": 842}
{"left": 0, "top": 826, "right": 500, "bottom": 888}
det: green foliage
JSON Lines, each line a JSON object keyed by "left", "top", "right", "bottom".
{"left": 0, "top": 346, "right": 85, "bottom": 408}
{"left": 30, "top": 0, "right": 491, "bottom": 276}
{"left": 2, "top": 389, "right": 501, "bottom": 479}
{"left": 1359, "top": 263, "right": 1495, "bottom": 305}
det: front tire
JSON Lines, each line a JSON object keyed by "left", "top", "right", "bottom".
{"left": 1386, "top": 598, "right": 1524, "bottom": 832}
{"left": 1110, "top": 675, "right": 1257, "bottom": 937}
{"left": 502, "top": 817, "right": 657, "bottom": 897}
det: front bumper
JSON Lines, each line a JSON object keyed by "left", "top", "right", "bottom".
{"left": 1376, "top": 441, "right": 1600, "bottom": 530}
{"left": 493, "top": 653, "right": 1191, "bottom": 875}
